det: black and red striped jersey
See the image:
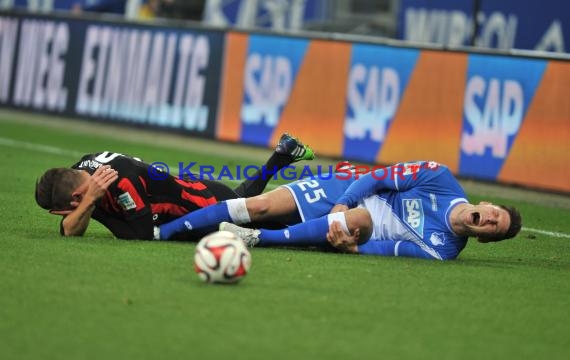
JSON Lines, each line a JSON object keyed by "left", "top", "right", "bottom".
{"left": 70, "top": 152, "right": 236, "bottom": 240}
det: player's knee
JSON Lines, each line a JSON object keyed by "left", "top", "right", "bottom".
{"left": 345, "top": 208, "right": 373, "bottom": 244}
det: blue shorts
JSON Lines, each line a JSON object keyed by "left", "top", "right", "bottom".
{"left": 282, "top": 177, "right": 352, "bottom": 222}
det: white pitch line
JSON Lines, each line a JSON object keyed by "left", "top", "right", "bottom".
{"left": 521, "top": 227, "right": 570, "bottom": 239}
{"left": 3, "top": 136, "right": 569, "bottom": 237}
{"left": 0, "top": 137, "right": 84, "bottom": 158}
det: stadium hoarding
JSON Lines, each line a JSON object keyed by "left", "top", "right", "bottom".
{"left": 458, "top": 55, "right": 547, "bottom": 181}
{"left": 216, "top": 32, "right": 352, "bottom": 159}
{"left": 341, "top": 44, "right": 419, "bottom": 164}
{"left": 1, "top": 10, "right": 568, "bottom": 193}
{"left": 202, "top": 0, "right": 328, "bottom": 31}
{"left": 216, "top": 32, "right": 570, "bottom": 193}
{"left": 397, "top": 0, "right": 570, "bottom": 54}
{"left": 0, "top": 11, "right": 223, "bottom": 138}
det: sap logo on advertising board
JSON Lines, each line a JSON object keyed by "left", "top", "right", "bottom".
{"left": 241, "top": 54, "right": 292, "bottom": 127}
{"left": 461, "top": 76, "right": 523, "bottom": 159}
{"left": 344, "top": 65, "right": 400, "bottom": 142}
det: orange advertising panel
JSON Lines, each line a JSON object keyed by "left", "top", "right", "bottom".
{"left": 217, "top": 33, "right": 351, "bottom": 153}
{"left": 216, "top": 32, "right": 248, "bottom": 142}
{"left": 499, "top": 61, "right": 570, "bottom": 192}
{"left": 378, "top": 51, "right": 468, "bottom": 173}
{"left": 269, "top": 40, "right": 351, "bottom": 155}
{"left": 215, "top": 31, "right": 570, "bottom": 193}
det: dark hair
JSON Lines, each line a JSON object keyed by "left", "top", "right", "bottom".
{"left": 479, "top": 205, "right": 522, "bottom": 242}
{"left": 35, "top": 168, "right": 84, "bottom": 211}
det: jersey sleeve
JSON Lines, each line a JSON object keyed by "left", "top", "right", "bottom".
{"left": 336, "top": 161, "right": 446, "bottom": 207}
{"left": 358, "top": 240, "right": 447, "bottom": 260}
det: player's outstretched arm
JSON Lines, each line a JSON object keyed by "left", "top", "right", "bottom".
{"left": 61, "top": 166, "right": 118, "bottom": 236}
{"left": 326, "top": 214, "right": 446, "bottom": 260}
{"left": 336, "top": 162, "right": 436, "bottom": 207}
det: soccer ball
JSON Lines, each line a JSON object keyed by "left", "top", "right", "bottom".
{"left": 194, "top": 231, "right": 251, "bottom": 284}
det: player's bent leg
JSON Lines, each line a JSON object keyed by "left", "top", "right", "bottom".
{"left": 232, "top": 133, "right": 315, "bottom": 198}
{"left": 159, "top": 187, "right": 300, "bottom": 241}
{"left": 245, "top": 187, "right": 299, "bottom": 222}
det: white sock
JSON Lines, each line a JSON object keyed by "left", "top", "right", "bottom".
{"left": 226, "top": 198, "right": 251, "bottom": 224}
{"left": 327, "top": 212, "right": 350, "bottom": 234}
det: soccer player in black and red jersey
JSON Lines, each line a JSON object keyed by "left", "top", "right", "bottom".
{"left": 34, "top": 134, "right": 315, "bottom": 240}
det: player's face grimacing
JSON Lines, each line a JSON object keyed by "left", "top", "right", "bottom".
{"left": 460, "top": 201, "right": 511, "bottom": 241}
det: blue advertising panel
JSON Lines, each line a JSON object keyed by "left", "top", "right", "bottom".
{"left": 13, "top": 0, "right": 125, "bottom": 12}
{"left": 240, "top": 34, "right": 309, "bottom": 146}
{"left": 397, "top": 0, "right": 474, "bottom": 48}
{"left": 203, "top": 0, "right": 327, "bottom": 30}
{"left": 398, "top": 0, "right": 570, "bottom": 53}
{"left": 459, "top": 54, "right": 546, "bottom": 179}
{"left": 479, "top": 0, "right": 570, "bottom": 53}
{"left": 342, "top": 44, "right": 419, "bottom": 163}
{"left": 0, "top": 12, "right": 224, "bottom": 138}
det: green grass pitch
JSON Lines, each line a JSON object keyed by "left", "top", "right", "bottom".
{"left": 0, "top": 110, "right": 569, "bottom": 360}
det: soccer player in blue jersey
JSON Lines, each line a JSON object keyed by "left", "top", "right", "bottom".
{"left": 156, "top": 161, "right": 522, "bottom": 260}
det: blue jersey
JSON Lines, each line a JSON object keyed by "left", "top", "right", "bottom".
{"left": 283, "top": 161, "right": 468, "bottom": 260}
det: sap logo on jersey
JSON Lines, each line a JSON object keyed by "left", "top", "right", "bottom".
{"left": 403, "top": 199, "right": 424, "bottom": 237}
{"left": 241, "top": 54, "right": 292, "bottom": 127}
{"left": 345, "top": 65, "right": 399, "bottom": 142}
{"left": 462, "top": 76, "right": 523, "bottom": 158}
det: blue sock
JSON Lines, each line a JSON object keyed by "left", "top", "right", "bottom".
{"left": 259, "top": 216, "right": 329, "bottom": 246}
{"left": 159, "top": 202, "right": 231, "bottom": 240}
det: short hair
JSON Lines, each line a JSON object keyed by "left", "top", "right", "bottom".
{"left": 479, "top": 205, "right": 522, "bottom": 242}
{"left": 35, "top": 168, "right": 84, "bottom": 211}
